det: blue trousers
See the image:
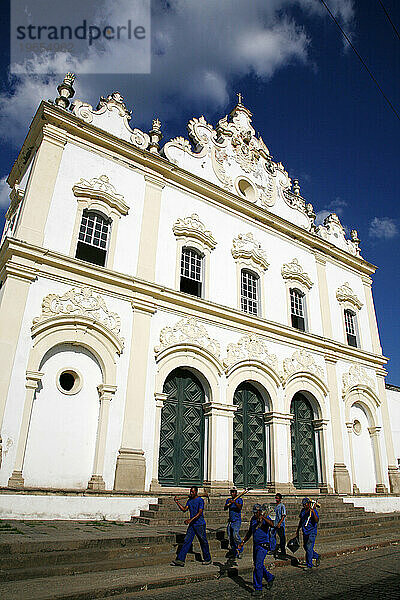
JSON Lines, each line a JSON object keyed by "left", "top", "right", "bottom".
{"left": 253, "top": 545, "right": 274, "bottom": 591}
{"left": 303, "top": 532, "right": 319, "bottom": 568}
{"left": 177, "top": 523, "right": 211, "bottom": 563}
{"left": 227, "top": 520, "right": 243, "bottom": 556}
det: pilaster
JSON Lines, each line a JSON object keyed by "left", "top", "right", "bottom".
{"left": 376, "top": 371, "right": 400, "bottom": 493}
{"left": 203, "top": 402, "right": 237, "bottom": 487}
{"left": 150, "top": 392, "right": 167, "bottom": 490}
{"left": 136, "top": 174, "right": 165, "bottom": 281}
{"left": 314, "top": 252, "right": 332, "bottom": 339}
{"left": 367, "top": 426, "right": 388, "bottom": 494}
{"left": 264, "top": 411, "right": 294, "bottom": 492}
{"left": 313, "top": 418, "right": 332, "bottom": 493}
{"left": 87, "top": 384, "right": 117, "bottom": 491}
{"left": 361, "top": 275, "right": 382, "bottom": 355}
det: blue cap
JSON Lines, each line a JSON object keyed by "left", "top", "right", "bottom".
{"left": 302, "top": 497, "right": 311, "bottom": 506}
{"left": 253, "top": 503, "right": 262, "bottom": 513}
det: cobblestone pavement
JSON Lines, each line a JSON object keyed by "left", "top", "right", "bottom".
{"left": 110, "top": 544, "right": 400, "bottom": 600}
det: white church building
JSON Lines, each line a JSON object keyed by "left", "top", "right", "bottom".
{"left": 0, "top": 74, "right": 399, "bottom": 517}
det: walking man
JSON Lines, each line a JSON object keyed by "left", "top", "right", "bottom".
{"left": 224, "top": 486, "right": 243, "bottom": 559}
{"left": 171, "top": 486, "right": 212, "bottom": 567}
{"left": 238, "top": 504, "right": 275, "bottom": 597}
{"left": 296, "top": 497, "right": 320, "bottom": 570}
{"left": 273, "top": 493, "right": 286, "bottom": 557}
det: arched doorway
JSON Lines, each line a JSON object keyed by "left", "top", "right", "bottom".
{"left": 233, "top": 382, "right": 267, "bottom": 488}
{"left": 158, "top": 368, "right": 205, "bottom": 486}
{"left": 290, "top": 393, "right": 318, "bottom": 488}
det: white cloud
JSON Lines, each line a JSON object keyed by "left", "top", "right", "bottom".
{"left": 369, "top": 217, "right": 398, "bottom": 240}
{"left": 0, "top": 177, "right": 11, "bottom": 209}
{"left": 1, "top": 0, "right": 355, "bottom": 147}
{"left": 315, "top": 197, "right": 348, "bottom": 226}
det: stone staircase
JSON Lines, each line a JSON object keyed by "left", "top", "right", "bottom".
{"left": 1, "top": 493, "right": 400, "bottom": 585}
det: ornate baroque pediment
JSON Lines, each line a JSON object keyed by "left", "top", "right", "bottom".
{"left": 336, "top": 282, "right": 363, "bottom": 310}
{"left": 155, "top": 317, "right": 220, "bottom": 358}
{"left": 342, "top": 365, "right": 375, "bottom": 396}
{"left": 283, "top": 349, "right": 324, "bottom": 382}
{"left": 316, "top": 213, "right": 361, "bottom": 257}
{"left": 223, "top": 334, "right": 279, "bottom": 372}
{"left": 231, "top": 233, "right": 269, "bottom": 271}
{"left": 72, "top": 91, "right": 150, "bottom": 150}
{"left": 73, "top": 175, "right": 129, "bottom": 216}
{"left": 281, "top": 258, "right": 313, "bottom": 289}
{"left": 33, "top": 287, "right": 124, "bottom": 347}
{"left": 173, "top": 214, "right": 217, "bottom": 250}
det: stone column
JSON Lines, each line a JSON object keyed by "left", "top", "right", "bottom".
{"left": 345, "top": 421, "right": 359, "bottom": 494}
{"left": 203, "top": 402, "right": 237, "bottom": 490}
{"left": 17, "top": 124, "right": 66, "bottom": 246}
{"left": 136, "top": 174, "right": 165, "bottom": 281}
{"left": 325, "top": 356, "right": 351, "bottom": 494}
{"left": 314, "top": 253, "right": 333, "bottom": 339}
{"left": 0, "top": 263, "right": 37, "bottom": 465}
{"left": 150, "top": 392, "right": 167, "bottom": 489}
{"left": 313, "top": 419, "right": 331, "bottom": 493}
{"left": 264, "top": 412, "right": 294, "bottom": 494}
{"left": 114, "top": 299, "right": 156, "bottom": 492}
{"left": 368, "top": 426, "right": 388, "bottom": 494}
{"left": 88, "top": 384, "right": 117, "bottom": 490}
{"left": 361, "top": 275, "right": 382, "bottom": 355}
{"left": 8, "top": 371, "right": 43, "bottom": 488}
{"left": 376, "top": 371, "right": 400, "bottom": 493}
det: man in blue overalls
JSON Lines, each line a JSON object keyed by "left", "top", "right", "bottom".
{"left": 273, "top": 492, "right": 286, "bottom": 557}
{"left": 171, "top": 486, "right": 212, "bottom": 567}
{"left": 296, "top": 497, "right": 320, "bottom": 570}
{"left": 238, "top": 504, "right": 275, "bottom": 597}
{"left": 224, "top": 487, "right": 243, "bottom": 559}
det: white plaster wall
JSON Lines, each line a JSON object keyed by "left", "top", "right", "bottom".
{"left": 0, "top": 494, "right": 157, "bottom": 521}
{"left": 0, "top": 275, "right": 133, "bottom": 491}
{"left": 387, "top": 388, "right": 400, "bottom": 464}
{"left": 325, "top": 261, "right": 372, "bottom": 351}
{"left": 350, "top": 404, "right": 376, "bottom": 493}
{"left": 23, "top": 344, "right": 102, "bottom": 489}
{"left": 43, "top": 142, "right": 145, "bottom": 277}
{"left": 155, "top": 184, "right": 323, "bottom": 336}
{"left": 343, "top": 496, "right": 400, "bottom": 513}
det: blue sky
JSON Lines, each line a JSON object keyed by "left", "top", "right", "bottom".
{"left": 1, "top": 1, "right": 399, "bottom": 381}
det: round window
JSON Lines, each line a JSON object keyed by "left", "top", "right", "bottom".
{"left": 56, "top": 369, "right": 82, "bottom": 395}
{"left": 353, "top": 419, "right": 362, "bottom": 435}
{"left": 237, "top": 178, "right": 256, "bottom": 202}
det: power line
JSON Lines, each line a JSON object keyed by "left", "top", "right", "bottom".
{"left": 377, "top": 0, "right": 400, "bottom": 42}
{"left": 319, "top": 0, "right": 400, "bottom": 121}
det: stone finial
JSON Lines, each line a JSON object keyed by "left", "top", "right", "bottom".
{"left": 306, "top": 203, "right": 316, "bottom": 231}
{"left": 292, "top": 179, "right": 300, "bottom": 196}
{"left": 55, "top": 73, "right": 76, "bottom": 109}
{"left": 149, "top": 118, "right": 163, "bottom": 154}
{"left": 351, "top": 229, "right": 360, "bottom": 244}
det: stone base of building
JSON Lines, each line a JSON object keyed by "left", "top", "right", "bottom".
{"left": 388, "top": 466, "right": 400, "bottom": 494}
{"left": 114, "top": 448, "right": 146, "bottom": 492}
{"left": 7, "top": 470, "right": 24, "bottom": 488}
{"left": 87, "top": 475, "right": 106, "bottom": 491}
{"left": 333, "top": 463, "right": 351, "bottom": 494}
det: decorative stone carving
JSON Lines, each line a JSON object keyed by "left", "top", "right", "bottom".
{"left": 33, "top": 287, "right": 124, "bottom": 347}
{"left": 281, "top": 258, "right": 313, "bottom": 289}
{"left": 316, "top": 213, "right": 362, "bottom": 257}
{"left": 283, "top": 349, "right": 325, "bottom": 381}
{"left": 231, "top": 233, "right": 269, "bottom": 271}
{"left": 72, "top": 91, "right": 150, "bottom": 150}
{"left": 336, "top": 282, "right": 363, "bottom": 310}
{"left": 72, "top": 175, "right": 129, "bottom": 216}
{"left": 55, "top": 72, "right": 75, "bottom": 109}
{"left": 342, "top": 365, "right": 375, "bottom": 396}
{"left": 173, "top": 214, "right": 217, "bottom": 250}
{"left": 155, "top": 317, "right": 220, "bottom": 358}
{"left": 223, "top": 334, "right": 279, "bottom": 372}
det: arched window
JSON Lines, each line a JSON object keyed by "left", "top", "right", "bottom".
{"left": 290, "top": 288, "right": 306, "bottom": 331}
{"left": 180, "top": 247, "right": 203, "bottom": 297}
{"left": 344, "top": 309, "right": 358, "bottom": 347}
{"left": 75, "top": 210, "right": 111, "bottom": 267}
{"left": 241, "top": 269, "right": 259, "bottom": 315}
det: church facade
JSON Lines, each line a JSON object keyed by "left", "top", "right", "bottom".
{"left": 1, "top": 74, "right": 399, "bottom": 504}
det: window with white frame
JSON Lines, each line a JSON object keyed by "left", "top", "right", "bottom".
{"left": 75, "top": 210, "right": 111, "bottom": 267}
{"left": 241, "top": 269, "right": 259, "bottom": 315}
{"left": 290, "top": 288, "right": 306, "bottom": 331}
{"left": 344, "top": 308, "right": 358, "bottom": 347}
{"left": 180, "top": 247, "right": 203, "bottom": 297}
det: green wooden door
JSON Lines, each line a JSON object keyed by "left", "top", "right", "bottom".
{"left": 158, "top": 368, "right": 205, "bottom": 486}
{"left": 233, "top": 382, "right": 266, "bottom": 488}
{"left": 290, "top": 393, "right": 318, "bottom": 488}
